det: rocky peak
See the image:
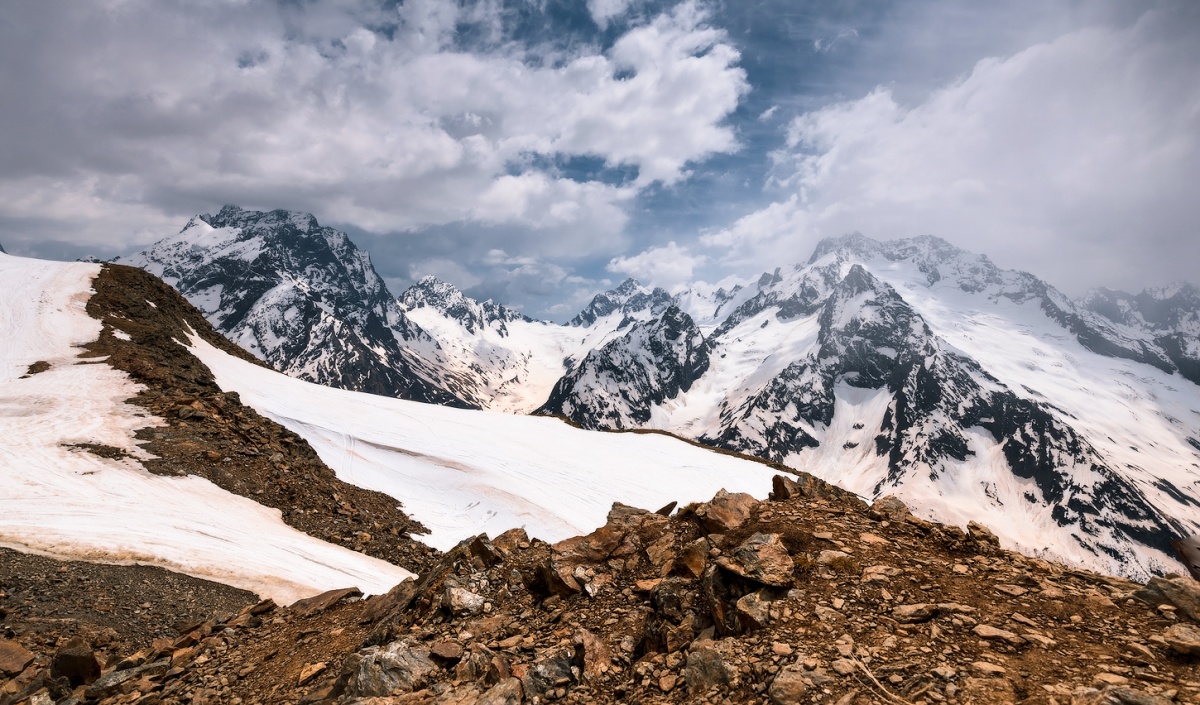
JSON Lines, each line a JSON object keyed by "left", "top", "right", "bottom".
{"left": 399, "top": 276, "right": 528, "bottom": 336}
{"left": 571, "top": 278, "right": 673, "bottom": 327}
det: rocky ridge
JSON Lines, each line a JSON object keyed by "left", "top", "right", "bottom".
{"left": 6, "top": 476, "right": 1200, "bottom": 704}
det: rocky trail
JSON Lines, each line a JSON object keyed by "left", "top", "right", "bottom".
{"left": 6, "top": 473, "right": 1200, "bottom": 705}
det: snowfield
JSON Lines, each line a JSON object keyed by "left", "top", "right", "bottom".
{"left": 0, "top": 253, "right": 412, "bottom": 604}
{"left": 185, "top": 335, "right": 784, "bottom": 551}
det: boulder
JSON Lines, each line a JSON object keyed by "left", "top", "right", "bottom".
{"left": 443, "top": 587, "right": 486, "bottom": 616}
{"left": 520, "top": 650, "right": 575, "bottom": 700}
{"left": 695, "top": 489, "right": 758, "bottom": 533}
{"left": 685, "top": 647, "right": 732, "bottom": 693}
{"left": 0, "top": 638, "right": 34, "bottom": 676}
{"left": 736, "top": 590, "right": 773, "bottom": 630}
{"left": 768, "top": 664, "right": 810, "bottom": 704}
{"left": 1134, "top": 576, "right": 1200, "bottom": 621}
{"left": 574, "top": 629, "right": 611, "bottom": 680}
{"left": 50, "top": 637, "right": 101, "bottom": 687}
{"left": 1163, "top": 622, "right": 1200, "bottom": 656}
{"left": 344, "top": 642, "right": 436, "bottom": 697}
{"left": 869, "top": 495, "right": 911, "bottom": 521}
{"left": 291, "top": 586, "right": 363, "bottom": 616}
{"left": 716, "top": 533, "right": 795, "bottom": 587}
{"left": 676, "top": 537, "right": 709, "bottom": 578}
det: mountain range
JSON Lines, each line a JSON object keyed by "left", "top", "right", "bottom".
{"left": 123, "top": 206, "right": 1200, "bottom": 581}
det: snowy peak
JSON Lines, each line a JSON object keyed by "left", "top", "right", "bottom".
{"left": 399, "top": 276, "right": 528, "bottom": 336}
{"left": 570, "top": 278, "right": 673, "bottom": 327}
{"left": 122, "top": 206, "right": 470, "bottom": 407}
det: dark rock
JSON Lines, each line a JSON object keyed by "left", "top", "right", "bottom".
{"left": 716, "top": 533, "right": 795, "bottom": 587}
{"left": 520, "top": 650, "right": 575, "bottom": 699}
{"left": 290, "top": 586, "right": 363, "bottom": 616}
{"left": 1134, "top": 576, "right": 1200, "bottom": 621}
{"left": 51, "top": 637, "right": 101, "bottom": 686}
{"left": 685, "top": 647, "right": 733, "bottom": 693}
{"left": 85, "top": 659, "right": 170, "bottom": 699}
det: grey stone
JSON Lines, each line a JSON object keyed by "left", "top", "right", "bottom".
{"left": 444, "top": 587, "right": 486, "bottom": 616}
{"left": 1162, "top": 622, "right": 1200, "bottom": 656}
{"left": 345, "top": 642, "right": 436, "bottom": 697}
{"left": 1135, "top": 576, "right": 1200, "bottom": 621}
{"left": 685, "top": 647, "right": 733, "bottom": 693}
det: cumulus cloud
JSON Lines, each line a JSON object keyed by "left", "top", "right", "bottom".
{"left": 0, "top": 0, "right": 746, "bottom": 259}
{"left": 607, "top": 241, "right": 705, "bottom": 291}
{"left": 705, "top": 7, "right": 1200, "bottom": 294}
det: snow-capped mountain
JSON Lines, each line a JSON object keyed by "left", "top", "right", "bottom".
{"left": 539, "top": 235, "right": 1200, "bottom": 580}
{"left": 125, "top": 207, "right": 1200, "bottom": 579}
{"left": 121, "top": 206, "right": 469, "bottom": 406}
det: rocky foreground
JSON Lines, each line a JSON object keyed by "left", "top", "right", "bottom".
{"left": 5, "top": 474, "right": 1200, "bottom": 705}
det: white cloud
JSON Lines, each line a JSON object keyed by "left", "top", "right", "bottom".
{"left": 587, "top": 0, "right": 647, "bottom": 29}
{"left": 706, "top": 8, "right": 1200, "bottom": 294}
{"left": 0, "top": 0, "right": 747, "bottom": 257}
{"left": 607, "top": 241, "right": 705, "bottom": 291}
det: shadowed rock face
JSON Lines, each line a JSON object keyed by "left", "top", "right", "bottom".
{"left": 121, "top": 205, "right": 474, "bottom": 407}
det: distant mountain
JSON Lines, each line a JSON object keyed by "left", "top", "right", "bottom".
{"left": 126, "top": 208, "right": 1200, "bottom": 579}
{"left": 121, "top": 205, "right": 471, "bottom": 406}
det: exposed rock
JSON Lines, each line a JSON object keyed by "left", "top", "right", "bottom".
{"left": 892, "top": 602, "right": 976, "bottom": 624}
{"left": 574, "top": 629, "right": 611, "bottom": 681}
{"left": 972, "top": 624, "right": 1025, "bottom": 645}
{"left": 735, "top": 590, "right": 773, "bottom": 630}
{"left": 520, "top": 650, "right": 575, "bottom": 700}
{"left": 677, "top": 537, "right": 708, "bottom": 579}
{"left": 767, "top": 664, "right": 809, "bottom": 703}
{"left": 443, "top": 587, "right": 486, "bottom": 616}
{"left": 297, "top": 661, "right": 327, "bottom": 686}
{"left": 430, "top": 641, "right": 464, "bottom": 662}
{"left": 1134, "top": 575, "right": 1200, "bottom": 621}
{"left": 869, "top": 495, "right": 911, "bottom": 521}
{"left": 694, "top": 490, "right": 758, "bottom": 534}
{"left": 344, "top": 642, "right": 436, "bottom": 697}
{"left": 716, "top": 533, "right": 795, "bottom": 587}
{"left": 970, "top": 661, "right": 1006, "bottom": 676}
{"left": 0, "top": 639, "right": 34, "bottom": 676}
{"left": 291, "top": 586, "right": 364, "bottom": 616}
{"left": 1162, "top": 622, "right": 1200, "bottom": 656}
{"left": 685, "top": 646, "right": 732, "bottom": 693}
{"left": 49, "top": 637, "right": 101, "bottom": 687}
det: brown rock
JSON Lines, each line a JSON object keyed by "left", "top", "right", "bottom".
{"left": 476, "top": 677, "right": 523, "bottom": 705}
{"left": 696, "top": 489, "right": 758, "bottom": 533}
{"left": 491, "top": 527, "right": 529, "bottom": 557}
{"left": 769, "top": 474, "right": 803, "bottom": 501}
{"left": 768, "top": 664, "right": 810, "bottom": 703}
{"left": 893, "top": 602, "right": 975, "bottom": 624}
{"left": 574, "top": 629, "right": 611, "bottom": 680}
{"left": 869, "top": 495, "right": 911, "bottom": 521}
{"left": 50, "top": 637, "right": 100, "bottom": 687}
{"left": 970, "top": 661, "right": 1006, "bottom": 676}
{"left": 716, "top": 533, "right": 794, "bottom": 587}
{"left": 297, "top": 661, "right": 327, "bottom": 686}
{"left": 290, "top": 586, "right": 363, "bottom": 616}
{"left": 677, "top": 537, "right": 708, "bottom": 578}
{"left": 972, "top": 624, "right": 1025, "bottom": 645}
{"left": 685, "top": 647, "right": 733, "bottom": 693}
{"left": 1162, "top": 622, "right": 1200, "bottom": 656}
{"left": 430, "top": 641, "right": 465, "bottom": 662}
{"left": 967, "top": 521, "right": 1000, "bottom": 546}
{"left": 736, "top": 590, "right": 773, "bottom": 630}
{"left": 0, "top": 638, "right": 34, "bottom": 676}
{"left": 1135, "top": 576, "right": 1200, "bottom": 621}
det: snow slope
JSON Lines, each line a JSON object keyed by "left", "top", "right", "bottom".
{"left": 0, "top": 253, "right": 412, "bottom": 604}
{"left": 185, "top": 335, "right": 783, "bottom": 551}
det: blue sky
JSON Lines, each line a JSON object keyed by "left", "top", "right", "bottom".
{"left": 1, "top": 0, "right": 1198, "bottom": 319}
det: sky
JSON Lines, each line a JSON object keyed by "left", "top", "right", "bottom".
{"left": 1, "top": 0, "right": 1198, "bottom": 320}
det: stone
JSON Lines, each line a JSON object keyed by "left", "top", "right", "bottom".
{"left": 51, "top": 637, "right": 101, "bottom": 687}
{"left": 361, "top": 579, "right": 417, "bottom": 624}
{"left": 86, "top": 659, "right": 170, "bottom": 699}
{"left": 677, "top": 538, "right": 709, "bottom": 579}
{"left": 344, "top": 642, "right": 436, "bottom": 697}
{"left": 1074, "top": 685, "right": 1174, "bottom": 705}
{"left": 685, "top": 647, "right": 733, "bottom": 693}
{"left": 520, "top": 651, "right": 575, "bottom": 699}
{"left": 476, "top": 677, "right": 524, "bottom": 705}
{"left": 768, "top": 664, "right": 810, "bottom": 703}
{"left": 717, "top": 533, "right": 795, "bottom": 587}
{"left": 861, "top": 565, "right": 901, "bottom": 583}
{"left": 659, "top": 674, "right": 678, "bottom": 692}
{"left": 0, "top": 638, "right": 34, "bottom": 676}
{"left": 831, "top": 659, "right": 856, "bottom": 676}
{"left": 869, "top": 495, "right": 911, "bottom": 521}
{"left": 297, "top": 662, "right": 327, "bottom": 686}
{"left": 491, "top": 527, "right": 530, "bottom": 557}
{"left": 444, "top": 587, "right": 486, "bottom": 616}
{"left": 967, "top": 521, "right": 1000, "bottom": 546}
{"left": 996, "top": 584, "right": 1029, "bottom": 597}
{"left": 1162, "top": 622, "right": 1200, "bottom": 656}
{"left": 645, "top": 533, "right": 677, "bottom": 572}
{"left": 701, "top": 564, "right": 743, "bottom": 636}
{"left": 892, "top": 602, "right": 975, "bottom": 624}
{"left": 696, "top": 489, "right": 758, "bottom": 533}
{"left": 932, "top": 665, "right": 956, "bottom": 680}
{"left": 816, "top": 550, "right": 849, "bottom": 565}
{"left": 574, "top": 629, "right": 611, "bottom": 680}
{"left": 291, "top": 586, "right": 363, "bottom": 616}
{"left": 430, "top": 641, "right": 465, "bottom": 662}
{"left": 1135, "top": 576, "right": 1200, "bottom": 621}
{"left": 970, "top": 661, "right": 1006, "bottom": 676}
{"left": 972, "top": 625, "right": 1025, "bottom": 645}
{"left": 736, "top": 590, "right": 773, "bottom": 630}
{"left": 1094, "top": 673, "right": 1130, "bottom": 686}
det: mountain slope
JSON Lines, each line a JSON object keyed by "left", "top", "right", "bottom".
{"left": 121, "top": 205, "right": 471, "bottom": 406}
{"left": 539, "top": 235, "right": 1200, "bottom": 580}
